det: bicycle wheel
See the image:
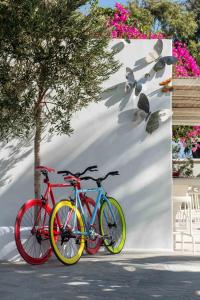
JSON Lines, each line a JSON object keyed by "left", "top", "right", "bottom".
{"left": 99, "top": 197, "right": 126, "bottom": 254}
{"left": 49, "top": 200, "right": 85, "bottom": 265}
{"left": 82, "top": 197, "right": 102, "bottom": 255}
{"left": 15, "top": 199, "right": 52, "bottom": 265}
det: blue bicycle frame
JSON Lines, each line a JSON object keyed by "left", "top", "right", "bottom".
{"left": 68, "top": 186, "right": 117, "bottom": 237}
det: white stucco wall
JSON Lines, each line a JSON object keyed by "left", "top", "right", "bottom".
{"left": 0, "top": 39, "right": 173, "bottom": 260}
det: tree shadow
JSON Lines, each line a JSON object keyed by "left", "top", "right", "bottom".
{"left": 0, "top": 114, "right": 172, "bottom": 260}
{"left": 0, "top": 138, "right": 34, "bottom": 188}
{"left": 0, "top": 40, "right": 172, "bottom": 261}
{"left": 1, "top": 254, "right": 200, "bottom": 299}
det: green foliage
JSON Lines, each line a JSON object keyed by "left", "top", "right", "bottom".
{"left": 128, "top": 0, "right": 197, "bottom": 39}
{"left": 186, "top": 0, "right": 200, "bottom": 65}
{"left": 186, "top": 0, "right": 200, "bottom": 40}
{"left": 0, "top": 0, "right": 120, "bottom": 140}
{"left": 127, "top": 2, "right": 153, "bottom": 33}
{"left": 188, "top": 40, "right": 200, "bottom": 67}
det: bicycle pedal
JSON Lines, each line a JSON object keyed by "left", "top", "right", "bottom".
{"left": 102, "top": 235, "right": 115, "bottom": 246}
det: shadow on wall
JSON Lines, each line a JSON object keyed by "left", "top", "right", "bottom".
{"left": 102, "top": 82, "right": 132, "bottom": 112}
{"left": 0, "top": 131, "right": 55, "bottom": 190}
{"left": 102, "top": 79, "right": 170, "bottom": 123}
{"left": 0, "top": 119, "right": 170, "bottom": 261}
{"left": 0, "top": 139, "right": 33, "bottom": 188}
{"left": 0, "top": 96, "right": 171, "bottom": 260}
{"left": 0, "top": 44, "right": 172, "bottom": 259}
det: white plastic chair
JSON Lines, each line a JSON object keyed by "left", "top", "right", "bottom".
{"left": 173, "top": 196, "right": 191, "bottom": 251}
{"left": 173, "top": 188, "right": 200, "bottom": 253}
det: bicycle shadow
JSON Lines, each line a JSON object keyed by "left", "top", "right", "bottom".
{"left": 1, "top": 253, "right": 200, "bottom": 300}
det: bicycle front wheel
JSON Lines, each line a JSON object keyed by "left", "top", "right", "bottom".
{"left": 99, "top": 197, "right": 126, "bottom": 254}
{"left": 49, "top": 200, "right": 85, "bottom": 265}
{"left": 15, "top": 199, "right": 52, "bottom": 265}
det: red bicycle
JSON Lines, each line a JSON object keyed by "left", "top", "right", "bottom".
{"left": 15, "top": 165, "right": 101, "bottom": 265}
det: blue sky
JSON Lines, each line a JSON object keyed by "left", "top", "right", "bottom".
{"left": 81, "top": 0, "right": 128, "bottom": 13}
{"left": 99, "top": 0, "right": 128, "bottom": 7}
{"left": 80, "top": 1, "right": 128, "bottom": 13}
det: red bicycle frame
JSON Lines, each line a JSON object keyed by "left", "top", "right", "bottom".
{"left": 36, "top": 166, "right": 94, "bottom": 233}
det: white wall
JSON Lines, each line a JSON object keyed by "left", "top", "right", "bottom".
{"left": 0, "top": 39, "right": 173, "bottom": 260}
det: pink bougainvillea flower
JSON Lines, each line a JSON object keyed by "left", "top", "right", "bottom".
{"left": 177, "top": 125, "right": 200, "bottom": 153}
{"left": 192, "top": 146, "right": 198, "bottom": 152}
{"left": 150, "top": 33, "right": 165, "bottom": 39}
{"left": 193, "top": 126, "right": 200, "bottom": 133}
{"left": 180, "top": 137, "right": 186, "bottom": 143}
{"left": 112, "top": 30, "right": 118, "bottom": 38}
{"left": 109, "top": 3, "right": 200, "bottom": 78}
{"left": 173, "top": 41, "right": 200, "bottom": 77}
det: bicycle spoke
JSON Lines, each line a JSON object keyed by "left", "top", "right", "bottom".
{"left": 100, "top": 198, "right": 126, "bottom": 254}
{"left": 49, "top": 200, "right": 85, "bottom": 265}
{"left": 15, "top": 200, "right": 51, "bottom": 264}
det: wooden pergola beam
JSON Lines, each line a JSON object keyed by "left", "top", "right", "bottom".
{"left": 172, "top": 78, "right": 200, "bottom": 125}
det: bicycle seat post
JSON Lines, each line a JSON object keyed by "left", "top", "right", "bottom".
{"left": 41, "top": 170, "right": 49, "bottom": 183}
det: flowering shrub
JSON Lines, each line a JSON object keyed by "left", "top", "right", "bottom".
{"left": 173, "top": 41, "right": 200, "bottom": 77}
{"left": 110, "top": 2, "right": 200, "bottom": 77}
{"left": 181, "top": 126, "right": 200, "bottom": 152}
{"left": 110, "top": 3, "right": 164, "bottom": 39}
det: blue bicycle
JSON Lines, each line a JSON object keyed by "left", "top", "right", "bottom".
{"left": 49, "top": 171, "right": 126, "bottom": 265}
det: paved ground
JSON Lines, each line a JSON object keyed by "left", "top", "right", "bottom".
{"left": 1, "top": 252, "right": 200, "bottom": 300}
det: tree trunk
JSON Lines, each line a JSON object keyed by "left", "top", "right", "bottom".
{"left": 34, "top": 100, "right": 43, "bottom": 199}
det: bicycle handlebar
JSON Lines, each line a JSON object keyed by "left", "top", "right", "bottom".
{"left": 57, "top": 165, "right": 98, "bottom": 178}
{"left": 80, "top": 171, "right": 119, "bottom": 185}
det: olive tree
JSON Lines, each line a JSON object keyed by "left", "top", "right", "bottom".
{"left": 0, "top": 0, "right": 119, "bottom": 197}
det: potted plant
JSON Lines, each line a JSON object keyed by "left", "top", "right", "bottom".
{"left": 179, "top": 159, "right": 194, "bottom": 177}
{"left": 172, "top": 159, "right": 194, "bottom": 177}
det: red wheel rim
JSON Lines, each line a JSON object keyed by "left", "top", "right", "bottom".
{"left": 15, "top": 199, "right": 52, "bottom": 265}
{"left": 82, "top": 197, "right": 102, "bottom": 255}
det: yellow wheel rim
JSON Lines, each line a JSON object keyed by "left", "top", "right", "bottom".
{"left": 50, "top": 200, "right": 85, "bottom": 265}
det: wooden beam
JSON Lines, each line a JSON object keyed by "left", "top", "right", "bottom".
{"left": 173, "top": 108, "right": 200, "bottom": 115}
{"left": 172, "top": 78, "right": 200, "bottom": 125}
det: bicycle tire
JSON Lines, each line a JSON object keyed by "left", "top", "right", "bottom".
{"left": 99, "top": 197, "right": 126, "bottom": 254}
{"left": 15, "top": 199, "right": 52, "bottom": 265}
{"left": 83, "top": 197, "right": 102, "bottom": 255}
{"left": 49, "top": 200, "right": 85, "bottom": 265}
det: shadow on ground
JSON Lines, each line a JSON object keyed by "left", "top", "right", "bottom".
{"left": 1, "top": 253, "right": 200, "bottom": 300}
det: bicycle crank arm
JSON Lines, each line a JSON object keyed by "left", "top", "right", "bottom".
{"left": 99, "top": 234, "right": 116, "bottom": 246}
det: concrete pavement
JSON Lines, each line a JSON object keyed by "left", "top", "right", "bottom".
{"left": 1, "top": 252, "right": 200, "bottom": 300}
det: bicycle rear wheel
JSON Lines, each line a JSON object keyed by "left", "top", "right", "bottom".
{"left": 82, "top": 197, "right": 102, "bottom": 255}
{"left": 49, "top": 200, "right": 85, "bottom": 265}
{"left": 99, "top": 197, "right": 126, "bottom": 254}
{"left": 15, "top": 199, "right": 52, "bottom": 265}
